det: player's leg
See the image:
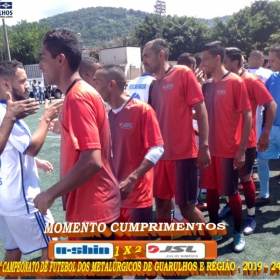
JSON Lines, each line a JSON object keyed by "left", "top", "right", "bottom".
{"left": 154, "top": 160, "right": 175, "bottom": 240}
{"left": 218, "top": 157, "right": 244, "bottom": 252}
{"left": 239, "top": 147, "right": 257, "bottom": 235}
{"left": 175, "top": 158, "right": 211, "bottom": 240}
{"left": 257, "top": 126, "right": 279, "bottom": 204}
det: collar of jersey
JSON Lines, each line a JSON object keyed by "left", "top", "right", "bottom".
{"left": 0, "top": 100, "right": 6, "bottom": 104}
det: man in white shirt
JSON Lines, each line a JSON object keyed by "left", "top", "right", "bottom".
{"left": 248, "top": 50, "right": 273, "bottom": 139}
{"left": 0, "top": 60, "right": 63, "bottom": 263}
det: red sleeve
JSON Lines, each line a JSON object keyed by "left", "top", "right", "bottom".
{"left": 182, "top": 68, "right": 204, "bottom": 106}
{"left": 251, "top": 78, "right": 273, "bottom": 106}
{"left": 234, "top": 79, "right": 252, "bottom": 112}
{"left": 141, "top": 104, "right": 164, "bottom": 149}
{"left": 67, "top": 94, "right": 101, "bottom": 151}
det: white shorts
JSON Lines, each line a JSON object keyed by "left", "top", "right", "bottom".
{"left": 0, "top": 210, "right": 54, "bottom": 254}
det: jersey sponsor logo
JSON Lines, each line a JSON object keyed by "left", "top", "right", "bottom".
{"left": 131, "top": 93, "right": 141, "bottom": 100}
{"left": 129, "top": 84, "right": 147, "bottom": 89}
{"left": 54, "top": 242, "right": 113, "bottom": 259}
{"left": 217, "top": 89, "right": 226, "bottom": 95}
{"left": 163, "top": 84, "right": 174, "bottom": 90}
{"left": 119, "top": 122, "right": 133, "bottom": 129}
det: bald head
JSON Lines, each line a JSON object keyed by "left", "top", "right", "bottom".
{"left": 249, "top": 50, "right": 264, "bottom": 68}
{"left": 79, "top": 57, "right": 100, "bottom": 87}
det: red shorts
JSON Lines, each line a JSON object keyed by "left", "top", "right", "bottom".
{"left": 200, "top": 156, "right": 239, "bottom": 196}
{"left": 154, "top": 159, "right": 198, "bottom": 205}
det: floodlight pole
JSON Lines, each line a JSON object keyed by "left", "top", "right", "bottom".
{"left": 2, "top": 19, "right": 11, "bottom": 60}
{"left": 154, "top": 0, "right": 166, "bottom": 38}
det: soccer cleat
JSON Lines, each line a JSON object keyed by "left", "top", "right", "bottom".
{"left": 255, "top": 194, "right": 270, "bottom": 206}
{"left": 218, "top": 203, "right": 231, "bottom": 219}
{"left": 243, "top": 216, "right": 257, "bottom": 235}
{"left": 196, "top": 201, "right": 207, "bottom": 211}
{"left": 233, "top": 231, "right": 245, "bottom": 252}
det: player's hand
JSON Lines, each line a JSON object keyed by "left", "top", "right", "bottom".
{"left": 43, "top": 100, "right": 64, "bottom": 121}
{"left": 257, "top": 132, "right": 270, "bottom": 153}
{"left": 233, "top": 149, "right": 245, "bottom": 169}
{"left": 34, "top": 191, "right": 54, "bottom": 215}
{"left": 36, "top": 158, "right": 53, "bottom": 173}
{"left": 195, "top": 69, "right": 206, "bottom": 86}
{"left": 119, "top": 178, "right": 135, "bottom": 200}
{"left": 6, "top": 92, "right": 39, "bottom": 121}
{"left": 48, "top": 118, "right": 61, "bottom": 134}
{"left": 197, "top": 146, "right": 211, "bottom": 169}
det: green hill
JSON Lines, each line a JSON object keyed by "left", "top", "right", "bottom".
{"left": 39, "top": 7, "right": 152, "bottom": 48}
{"left": 39, "top": 6, "right": 230, "bottom": 48}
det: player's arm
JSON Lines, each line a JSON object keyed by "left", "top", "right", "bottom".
{"left": 0, "top": 93, "right": 39, "bottom": 155}
{"left": 35, "top": 157, "right": 53, "bottom": 174}
{"left": 26, "top": 100, "right": 63, "bottom": 157}
{"left": 120, "top": 146, "right": 164, "bottom": 200}
{"left": 234, "top": 110, "right": 252, "bottom": 169}
{"left": 34, "top": 149, "right": 102, "bottom": 214}
{"left": 258, "top": 101, "right": 277, "bottom": 152}
{"left": 192, "top": 100, "right": 210, "bottom": 169}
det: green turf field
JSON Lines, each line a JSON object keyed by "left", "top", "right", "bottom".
{"left": 0, "top": 103, "right": 280, "bottom": 279}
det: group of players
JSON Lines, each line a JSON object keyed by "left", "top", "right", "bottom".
{"left": 0, "top": 29, "right": 280, "bottom": 272}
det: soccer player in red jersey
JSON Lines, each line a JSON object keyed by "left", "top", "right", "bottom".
{"left": 222, "top": 47, "right": 276, "bottom": 235}
{"left": 143, "top": 38, "right": 211, "bottom": 240}
{"left": 93, "top": 64, "right": 164, "bottom": 238}
{"left": 34, "top": 29, "right": 120, "bottom": 237}
{"left": 200, "top": 41, "right": 252, "bottom": 252}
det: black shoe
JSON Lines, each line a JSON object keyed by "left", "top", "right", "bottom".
{"left": 255, "top": 194, "right": 270, "bottom": 206}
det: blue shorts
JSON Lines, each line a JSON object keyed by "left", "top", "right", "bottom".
{"left": 258, "top": 126, "right": 280, "bottom": 160}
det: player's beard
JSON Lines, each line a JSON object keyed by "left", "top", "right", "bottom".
{"left": 12, "top": 87, "right": 27, "bottom": 101}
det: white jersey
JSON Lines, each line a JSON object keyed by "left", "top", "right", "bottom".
{"left": 249, "top": 67, "right": 272, "bottom": 83}
{"left": 126, "top": 74, "right": 155, "bottom": 103}
{"left": 0, "top": 101, "right": 40, "bottom": 216}
{"left": 249, "top": 67, "right": 273, "bottom": 139}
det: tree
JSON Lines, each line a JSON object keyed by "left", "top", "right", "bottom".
{"left": 126, "top": 15, "right": 211, "bottom": 60}
{"left": 8, "top": 20, "right": 51, "bottom": 64}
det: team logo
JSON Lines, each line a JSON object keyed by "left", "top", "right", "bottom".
{"left": 0, "top": 2, "right": 13, "bottom": 18}
{"left": 131, "top": 92, "right": 141, "bottom": 100}
{"left": 119, "top": 122, "right": 133, "bottom": 129}
{"left": 146, "top": 243, "right": 205, "bottom": 259}
{"left": 54, "top": 242, "right": 113, "bottom": 259}
{"left": 217, "top": 89, "right": 226, "bottom": 95}
{"left": 162, "top": 84, "right": 174, "bottom": 90}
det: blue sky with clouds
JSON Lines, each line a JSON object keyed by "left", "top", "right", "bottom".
{"left": 6, "top": 0, "right": 257, "bottom": 26}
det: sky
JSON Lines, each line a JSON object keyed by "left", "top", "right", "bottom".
{"left": 4, "top": 0, "right": 258, "bottom": 26}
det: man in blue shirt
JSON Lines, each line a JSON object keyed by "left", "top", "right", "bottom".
{"left": 256, "top": 46, "right": 280, "bottom": 205}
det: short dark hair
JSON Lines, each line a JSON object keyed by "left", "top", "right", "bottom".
{"left": 97, "top": 64, "right": 126, "bottom": 90}
{"left": 270, "top": 45, "right": 280, "bottom": 59}
{"left": 79, "top": 57, "right": 99, "bottom": 75}
{"left": 194, "top": 53, "right": 202, "bottom": 67}
{"left": 177, "top": 53, "right": 196, "bottom": 67}
{"left": 225, "top": 47, "right": 242, "bottom": 68}
{"left": 42, "top": 29, "right": 82, "bottom": 72}
{"left": 0, "top": 60, "right": 24, "bottom": 78}
{"left": 144, "top": 38, "right": 169, "bottom": 60}
{"left": 202, "top": 41, "right": 225, "bottom": 61}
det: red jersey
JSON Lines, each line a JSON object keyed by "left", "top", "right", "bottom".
{"left": 240, "top": 70, "right": 273, "bottom": 148}
{"left": 202, "top": 72, "right": 251, "bottom": 158}
{"left": 150, "top": 65, "right": 204, "bottom": 160}
{"left": 60, "top": 79, "right": 120, "bottom": 223}
{"left": 109, "top": 98, "right": 164, "bottom": 208}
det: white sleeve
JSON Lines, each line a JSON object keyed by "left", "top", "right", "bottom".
{"left": 144, "top": 145, "right": 164, "bottom": 165}
{"left": 9, "top": 121, "right": 31, "bottom": 154}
